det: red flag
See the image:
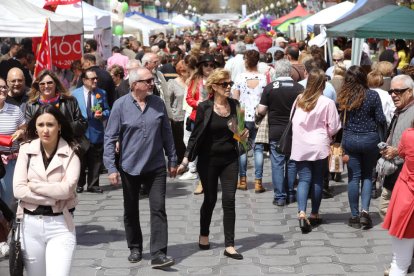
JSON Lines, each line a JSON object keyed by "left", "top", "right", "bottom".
{"left": 34, "top": 21, "right": 52, "bottom": 78}
{"left": 43, "top": 0, "right": 80, "bottom": 12}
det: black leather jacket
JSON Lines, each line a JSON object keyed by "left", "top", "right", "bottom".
{"left": 184, "top": 97, "right": 239, "bottom": 162}
{"left": 25, "top": 96, "right": 88, "bottom": 137}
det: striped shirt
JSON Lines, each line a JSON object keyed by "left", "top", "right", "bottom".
{"left": 0, "top": 103, "right": 25, "bottom": 152}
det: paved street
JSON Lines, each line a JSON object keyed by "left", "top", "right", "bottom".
{"left": 1, "top": 157, "right": 413, "bottom": 276}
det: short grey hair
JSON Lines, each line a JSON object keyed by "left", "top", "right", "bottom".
{"left": 126, "top": 59, "right": 142, "bottom": 71}
{"left": 273, "top": 59, "right": 292, "bottom": 78}
{"left": 141, "top": 53, "right": 156, "bottom": 67}
{"left": 391, "top": 74, "right": 414, "bottom": 93}
{"left": 129, "top": 67, "right": 150, "bottom": 86}
{"left": 332, "top": 50, "right": 344, "bottom": 59}
{"left": 234, "top": 42, "right": 246, "bottom": 55}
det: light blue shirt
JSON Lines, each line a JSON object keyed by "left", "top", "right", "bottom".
{"left": 299, "top": 78, "right": 337, "bottom": 102}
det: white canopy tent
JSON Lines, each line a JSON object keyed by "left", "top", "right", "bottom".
{"left": 0, "top": 0, "right": 83, "bottom": 37}
{"left": 295, "top": 1, "right": 355, "bottom": 40}
{"left": 26, "top": 0, "right": 111, "bottom": 33}
{"left": 123, "top": 14, "right": 170, "bottom": 46}
{"left": 167, "top": 15, "right": 194, "bottom": 28}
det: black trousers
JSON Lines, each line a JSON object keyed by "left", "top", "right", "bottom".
{"left": 78, "top": 143, "right": 103, "bottom": 189}
{"left": 197, "top": 157, "right": 238, "bottom": 247}
{"left": 119, "top": 167, "right": 168, "bottom": 258}
{"left": 170, "top": 120, "right": 186, "bottom": 164}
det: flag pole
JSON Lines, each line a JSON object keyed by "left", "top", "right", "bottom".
{"left": 47, "top": 17, "right": 52, "bottom": 69}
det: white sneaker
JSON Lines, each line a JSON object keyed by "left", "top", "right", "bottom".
{"left": 179, "top": 171, "right": 198, "bottom": 180}
{"left": 0, "top": 242, "right": 9, "bottom": 258}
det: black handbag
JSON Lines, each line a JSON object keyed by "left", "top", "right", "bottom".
{"left": 276, "top": 105, "right": 297, "bottom": 155}
{"left": 9, "top": 219, "right": 23, "bottom": 276}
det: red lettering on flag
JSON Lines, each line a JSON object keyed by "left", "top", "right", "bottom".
{"left": 34, "top": 22, "right": 52, "bottom": 78}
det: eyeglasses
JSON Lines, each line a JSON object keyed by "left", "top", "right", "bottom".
{"left": 333, "top": 59, "right": 343, "bottom": 62}
{"left": 388, "top": 88, "right": 410, "bottom": 95}
{"left": 215, "top": 81, "right": 234, "bottom": 88}
{"left": 136, "top": 78, "right": 154, "bottom": 85}
{"left": 0, "top": 85, "right": 7, "bottom": 91}
{"left": 39, "top": 81, "right": 55, "bottom": 87}
{"left": 203, "top": 63, "right": 216, "bottom": 68}
{"left": 8, "top": 79, "right": 23, "bottom": 84}
{"left": 86, "top": 77, "right": 98, "bottom": 81}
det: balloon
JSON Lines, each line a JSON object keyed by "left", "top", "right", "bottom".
{"left": 200, "top": 26, "right": 206, "bottom": 32}
{"left": 114, "top": 25, "right": 124, "bottom": 36}
{"left": 121, "top": 2, "right": 129, "bottom": 13}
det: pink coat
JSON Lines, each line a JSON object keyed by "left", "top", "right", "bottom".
{"left": 13, "top": 138, "right": 80, "bottom": 231}
{"left": 383, "top": 128, "right": 414, "bottom": 239}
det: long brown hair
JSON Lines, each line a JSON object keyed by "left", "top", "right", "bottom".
{"left": 28, "top": 69, "right": 72, "bottom": 103}
{"left": 337, "top": 66, "right": 368, "bottom": 111}
{"left": 297, "top": 69, "right": 325, "bottom": 112}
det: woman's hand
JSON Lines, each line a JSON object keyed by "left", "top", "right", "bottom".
{"left": 381, "top": 146, "right": 398, "bottom": 160}
{"left": 177, "top": 157, "right": 189, "bottom": 175}
{"left": 239, "top": 128, "right": 249, "bottom": 143}
{"left": 11, "top": 129, "right": 25, "bottom": 141}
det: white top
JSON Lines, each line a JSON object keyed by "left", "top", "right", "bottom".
{"left": 224, "top": 54, "right": 246, "bottom": 82}
{"left": 0, "top": 103, "right": 25, "bottom": 152}
{"left": 372, "top": 87, "right": 395, "bottom": 126}
{"left": 234, "top": 72, "right": 267, "bottom": 122}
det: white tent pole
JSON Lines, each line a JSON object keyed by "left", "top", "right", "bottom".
{"left": 351, "top": 38, "right": 363, "bottom": 66}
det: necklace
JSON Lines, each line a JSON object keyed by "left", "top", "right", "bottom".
{"left": 214, "top": 101, "right": 230, "bottom": 117}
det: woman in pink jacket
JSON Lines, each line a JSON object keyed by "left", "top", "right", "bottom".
{"left": 13, "top": 104, "right": 81, "bottom": 276}
{"left": 290, "top": 69, "right": 341, "bottom": 233}
{"left": 383, "top": 127, "right": 414, "bottom": 275}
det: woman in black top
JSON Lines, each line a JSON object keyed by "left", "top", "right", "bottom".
{"left": 177, "top": 69, "right": 248, "bottom": 260}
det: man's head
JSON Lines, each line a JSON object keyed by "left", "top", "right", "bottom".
{"left": 129, "top": 67, "right": 154, "bottom": 94}
{"left": 390, "top": 74, "right": 414, "bottom": 110}
{"left": 275, "top": 37, "right": 288, "bottom": 49}
{"left": 81, "top": 54, "right": 97, "bottom": 70}
{"left": 82, "top": 69, "right": 98, "bottom": 91}
{"left": 8, "top": 42, "right": 21, "bottom": 57}
{"left": 112, "top": 46, "right": 121, "bottom": 54}
{"left": 332, "top": 50, "right": 344, "bottom": 64}
{"left": 285, "top": 46, "right": 299, "bottom": 62}
{"left": 141, "top": 53, "right": 160, "bottom": 73}
{"left": 234, "top": 42, "right": 246, "bottom": 55}
{"left": 126, "top": 59, "right": 142, "bottom": 75}
{"left": 84, "top": 39, "right": 97, "bottom": 53}
{"left": 7, "top": 67, "right": 25, "bottom": 97}
{"left": 273, "top": 59, "right": 292, "bottom": 79}
{"left": 130, "top": 40, "right": 141, "bottom": 52}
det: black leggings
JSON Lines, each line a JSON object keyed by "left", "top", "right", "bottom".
{"left": 197, "top": 157, "right": 238, "bottom": 247}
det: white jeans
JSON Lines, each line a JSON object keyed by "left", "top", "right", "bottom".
{"left": 21, "top": 214, "right": 76, "bottom": 276}
{"left": 390, "top": 236, "right": 414, "bottom": 276}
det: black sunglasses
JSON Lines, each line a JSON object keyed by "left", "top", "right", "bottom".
{"left": 136, "top": 78, "right": 154, "bottom": 85}
{"left": 332, "top": 58, "right": 343, "bottom": 62}
{"left": 388, "top": 88, "right": 410, "bottom": 95}
{"left": 203, "top": 63, "right": 216, "bottom": 68}
{"left": 39, "top": 81, "right": 55, "bottom": 86}
{"left": 215, "top": 81, "right": 234, "bottom": 88}
{"left": 86, "top": 77, "right": 98, "bottom": 81}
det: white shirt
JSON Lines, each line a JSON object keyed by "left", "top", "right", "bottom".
{"left": 372, "top": 87, "right": 395, "bottom": 126}
{"left": 83, "top": 86, "right": 93, "bottom": 108}
{"left": 224, "top": 54, "right": 246, "bottom": 81}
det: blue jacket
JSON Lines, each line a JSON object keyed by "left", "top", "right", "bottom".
{"left": 72, "top": 87, "right": 110, "bottom": 144}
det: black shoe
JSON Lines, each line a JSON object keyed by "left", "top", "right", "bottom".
{"left": 348, "top": 216, "right": 361, "bottom": 229}
{"left": 76, "top": 187, "right": 84, "bottom": 193}
{"left": 87, "top": 186, "right": 103, "bottom": 193}
{"left": 198, "top": 236, "right": 210, "bottom": 250}
{"left": 322, "top": 188, "right": 333, "bottom": 199}
{"left": 128, "top": 248, "right": 142, "bottom": 263}
{"left": 151, "top": 256, "right": 175, "bottom": 269}
{"left": 308, "top": 216, "right": 323, "bottom": 227}
{"left": 299, "top": 218, "right": 312, "bottom": 234}
{"left": 360, "top": 211, "right": 373, "bottom": 229}
{"left": 273, "top": 199, "right": 286, "bottom": 206}
{"left": 287, "top": 195, "right": 296, "bottom": 204}
{"left": 224, "top": 249, "right": 243, "bottom": 260}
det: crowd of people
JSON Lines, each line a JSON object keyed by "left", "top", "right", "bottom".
{"left": 0, "top": 26, "right": 414, "bottom": 275}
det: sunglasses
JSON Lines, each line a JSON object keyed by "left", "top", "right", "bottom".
{"left": 388, "top": 88, "right": 410, "bottom": 95}
{"left": 39, "top": 81, "right": 54, "bottom": 86}
{"left": 136, "top": 78, "right": 154, "bottom": 85}
{"left": 203, "top": 63, "right": 216, "bottom": 68}
{"left": 215, "top": 81, "right": 234, "bottom": 88}
{"left": 86, "top": 77, "right": 98, "bottom": 81}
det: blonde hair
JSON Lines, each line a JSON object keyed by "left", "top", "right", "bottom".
{"left": 28, "top": 69, "right": 71, "bottom": 103}
{"left": 367, "top": 70, "right": 384, "bottom": 88}
{"left": 297, "top": 69, "right": 325, "bottom": 112}
{"left": 205, "top": 69, "right": 231, "bottom": 96}
{"left": 333, "top": 63, "right": 346, "bottom": 77}
{"left": 372, "top": 61, "right": 394, "bottom": 77}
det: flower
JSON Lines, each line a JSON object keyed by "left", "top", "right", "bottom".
{"left": 55, "top": 103, "right": 60, "bottom": 108}
{"left": 95, "top": 93, "right": 101, "bottom": 99}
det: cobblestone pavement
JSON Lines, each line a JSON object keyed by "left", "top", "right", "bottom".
{"left": 1, "top": 157, "right": 413, "bottom": 276}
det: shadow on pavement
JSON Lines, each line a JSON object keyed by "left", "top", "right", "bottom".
{"left": 76, "top": 225, "right": 126, "bottom": 245}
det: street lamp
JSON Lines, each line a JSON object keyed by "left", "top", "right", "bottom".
{"left": 276, "top": 1, "right": 281, "bottom": 7}
{"left": 265, "top": 6, "right": 269, "bottom": 12}
{"left": 270, "top": 3, "right": 275, "bottom": 9}
{"left": 155, "top": 0, "right": 161, "bottom": 6}
{"left": 193, "top": 6, "right": 196, "bottom": 12}
{"left": 166, "top": 1, "right": 171, "bottom": 8}
{"left": 188, "top": 4, "right": 192, "bottom": 10}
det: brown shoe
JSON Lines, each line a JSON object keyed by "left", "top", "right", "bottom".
{"left": 237, "top": 176, "right": 247, "bottom": 190}
{"left": 194, "top": 181, "right": 203, "bottom": 195}
{"left": 254, "top": 179, "right": 266, "bottom": 193}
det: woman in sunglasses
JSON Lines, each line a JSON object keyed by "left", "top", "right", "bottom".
{"left": 25, "top": 70, "right": 87, "bottom": 154}
{"left": 178, "top": 68, "right": 248, "bottom": 260}
{"left": 185, "top": 54, "right": 217, "bottom": 194}
{"left": 337, "top": 66, "right": 386, "bottom": 230}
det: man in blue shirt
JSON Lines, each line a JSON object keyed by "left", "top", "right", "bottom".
{"left": 104, "top": 67, "right": 177, "bottom": 269}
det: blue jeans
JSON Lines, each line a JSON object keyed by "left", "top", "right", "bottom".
{"left": 239, "top": 121, "right": 264, "bottom": 179}
{"left": 296, "top": 159, "right": 327, "bottom": 214}
{"left": 0, "top": 159, "right": 17, "bottom": 213}
{"left": 343, "top": 131, "right": 379, "bottom": 217}
{"left": 270, "top": 140, "right": 297, "bottom": 200}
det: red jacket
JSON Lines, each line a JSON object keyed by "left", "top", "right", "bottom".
{"left": 186, "top": 79, "right": 203, "bottom": 122}
{"left": 254, "top": 34, "right": 272, "bottom": 54}
{"left": 383, "top": 128, "right": 414, "bottom": 239}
